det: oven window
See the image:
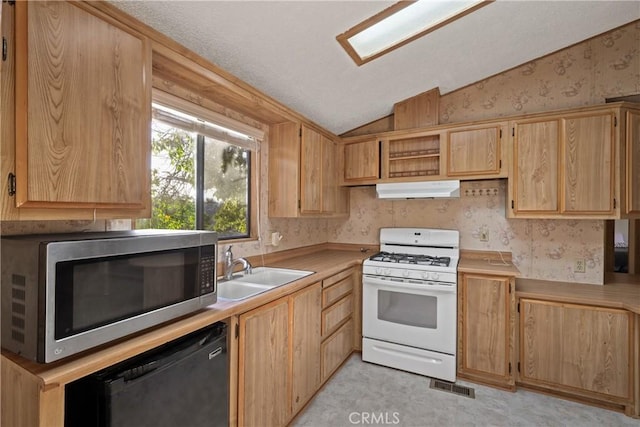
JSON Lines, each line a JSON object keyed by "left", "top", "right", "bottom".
{"left": 54, "top": 248, "right": 199, "bottom": 340}
{"left": 377, "top": 290, "right": 437, "bottom": 328}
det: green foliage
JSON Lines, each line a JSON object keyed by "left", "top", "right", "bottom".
{"left": 212, "top": 199, "right": 247, "bottom": 235}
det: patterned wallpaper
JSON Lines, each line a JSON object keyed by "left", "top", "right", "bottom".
{"left": 2, "top": 21, "right": 638, "bottom": 285}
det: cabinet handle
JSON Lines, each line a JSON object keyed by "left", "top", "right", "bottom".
{"left": 7, "top": 173, "right": 16, "bottom": 196}
{"left": 2, "top": 37, "right": 6, "bottom": 62}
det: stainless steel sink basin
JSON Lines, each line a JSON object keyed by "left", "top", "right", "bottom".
{"left": 217, "top": 267, "right": 314, "bottom": 301}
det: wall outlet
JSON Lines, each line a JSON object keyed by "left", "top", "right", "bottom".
{"left": 479, "top": 228, "right": 489, "bottom": 242}
{"left": 574, "top": 259, "right": 586, "bottom": 273}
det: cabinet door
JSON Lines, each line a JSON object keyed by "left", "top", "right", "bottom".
{"left": 561, "top": 112, "right": 615, "bottom": 214}
{"left": 626, "top": 110, "right": 640, "bottom": 215}
{"left": 238, "top": 299, "right": 290, "bottom": 427}
{"left": 520, "top": 299, "right": 631, "bottom": 401}
{"left": 512, "top": 119, "right": 560, "bottom": 214}
{"left": 300, "top": 125, "right": 323, "bottom": 214}
{"left": 447, "top": 125, "right": 502, "bottom": 177}
{"left": 321, "top": 136, "right": 337, "bottom": 213}
{"left": 15, "top": 2, "right": 151, "bottom": 209}
{"left": 291, "top": 283, "right": 322, "bottom": 414}
{"left": 343, "top": 139, "right": 379, "bottom": 183}
{"left": 458, "top": 274, "right": 514, "bottom": 388}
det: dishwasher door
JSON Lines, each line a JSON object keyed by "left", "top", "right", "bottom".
{"left": 66, "top": 323, "right": 228, "bottom": 427}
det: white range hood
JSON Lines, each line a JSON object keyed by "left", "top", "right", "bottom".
{"left": 376, "top": 180, "right": 460, "bottom": 199}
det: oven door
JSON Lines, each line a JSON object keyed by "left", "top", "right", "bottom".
{"left": 362, "top": 274, "right": 456, "bottom": 355}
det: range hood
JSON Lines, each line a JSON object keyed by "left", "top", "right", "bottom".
{"left": 376, "top": 180, "right": 460, "bottom": 199}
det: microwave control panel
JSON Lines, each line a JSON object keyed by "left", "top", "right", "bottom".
{"left": 199, "top": 245, "right": 216, "bottom": 295}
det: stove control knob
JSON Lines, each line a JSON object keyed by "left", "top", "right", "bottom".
{"left": 375, "top": 268, "right": 382, "bottom": 275}
{"left": 421, "top": 271, "right": 429, "bottom": 279}
{"left": 402, "top": 270, "right": 410, "bottom": 278}
{"left": 431, "top": 272, "right": 440, "bottom": 280}
{"left": 384, "top": 268, "right": 391, "bottom": 276}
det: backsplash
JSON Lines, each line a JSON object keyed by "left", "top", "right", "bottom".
{"left": 329, "top": 184, "right": 604, "bottom": 285}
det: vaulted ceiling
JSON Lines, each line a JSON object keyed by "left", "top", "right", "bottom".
{"left": 110, "top": 1, "right": 640, "bottom": 135}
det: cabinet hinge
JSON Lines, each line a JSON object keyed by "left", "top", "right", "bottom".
{"left": 613, "top": 198, "right": 617, "bottom": 209}
{"left": 7, "top": 173, "right": 16, "bottom": 197}
{"left": 299, "top": 127, "right": 302, "bottom": 138}
{"left": 2, "top": 37, "right": 7, "bottom": 62}
{"left": 235, "top": 323, "right": 239, "bottom": 339}
{"left": 517, "top": 302, "right": 520, "bottom": 313}
{"left": 298, "top": 199, "right": 301, "bottom": 209}
{"left": 508, "top": 363, "right": 511, "bottom": 374}
{"left": 517, "top": 362, "right": 521, "bottom": 373}
{"left": 499, "top": 129, "right": 502, "bottom": 139}
{"left": 614, "top": 116, "right": 617, "bottom": 127}
{"left": 512, "top": 127, "right": 515, "bottom": 137}
{"left": 499, "top": 159, "right": 502, "bottom": 169}
{"left": 511, "top": 200, "right": 515, "bottom": 209}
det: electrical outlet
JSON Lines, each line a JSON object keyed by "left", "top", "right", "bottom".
{"left": 480, "top": 228, "right": 489, "bottom": 242}
{"left": 574, "top": 259, "right": 586, "bottom": 273}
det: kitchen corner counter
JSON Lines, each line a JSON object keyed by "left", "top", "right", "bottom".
{"left": 517, "top": 278, "right": 640, "bottom": 315}
{"left": 458, "top": 251, "right": 521, "bottom": 277}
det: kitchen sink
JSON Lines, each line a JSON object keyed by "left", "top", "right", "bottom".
{"left": 217, "top": 267, "right": 314, "bottom": 301}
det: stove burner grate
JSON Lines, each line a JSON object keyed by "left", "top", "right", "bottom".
{"left": 369, "top": 251, "right": 451, "bottom": 267}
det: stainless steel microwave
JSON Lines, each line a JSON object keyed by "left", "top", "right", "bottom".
{"left": 1, "top": 229, "right": 217, "bottom": 363}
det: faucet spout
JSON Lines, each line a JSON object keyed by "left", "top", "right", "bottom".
{"left": 223, "top": 245, "right": 253, "bottom": 280}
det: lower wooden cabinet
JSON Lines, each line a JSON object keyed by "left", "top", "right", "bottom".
{"left": 457, "top": 273, "right": 516, "bottom": 390}
{"left": 519, "top": 299, "right": 632, "bottom": 404}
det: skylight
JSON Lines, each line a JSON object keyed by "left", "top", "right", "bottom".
{"left": 337, "top": 0, "right": 492, "bottom": 66}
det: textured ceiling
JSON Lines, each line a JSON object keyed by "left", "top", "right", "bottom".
{"left": 110, "top": 1, "right": 640, "bottom": 135}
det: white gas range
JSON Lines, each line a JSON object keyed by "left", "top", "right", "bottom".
{"left": 362, "top": 228, "right": 459, "bottom": 382}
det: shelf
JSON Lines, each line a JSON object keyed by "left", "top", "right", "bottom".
{"left": 389, "top": 170, "right": 439, "bottom": 178}
{"left": 389, "top": 149, "right": 440, "bottom": 160}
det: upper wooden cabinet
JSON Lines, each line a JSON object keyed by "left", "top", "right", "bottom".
{"left": 342, "top": 139, "right": 380, "bottom": 185}
{"left": 12, "top": 1, "right": 151, "bottom": 211}
{"left": 446, "top": 122, "right": 508, "bottom": 179}
{"left": 382, "top": 129, "right": 445, "bottom": 180}
{"left": 269, "top": 123, "right": 348, "bottom": 217}
{"left": 625, "top": 110, "right": 640, "bottom": 215}
{"left": 509, "top": 105, "right": 638, "bottom": 219}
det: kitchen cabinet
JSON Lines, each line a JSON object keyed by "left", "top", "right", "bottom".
{"left": 320, "top": 268, "right": 355, "bottom": 382}
{"left": 457, "top": 273, "right": 516, "bottom": 390}
{"left": 446, "top": 122, "right": 508, "bottom": 179}
{"left": 519, "top": 299, "right": 633, "bottom": 405}
{"left": 342, "top": 139, "right": 380, "bottom": 185}
{"left": 238, "top": 298, "right": 291, "bottom": 427}
{"left": 291, "top": 283, "right": 322, "bottom": 415}
{"left": 5, "top": 1, "right": 151, "bottom": 215}
{"left": 238, "top": 282, "right": 323, "bottom": 426}
{"left": 625, "top": 109, "right": 640, "bottom": 215}
{"left": 508, "top": 105, "right": 637, "bottom": 219}
{"left": 269, "top": 122, "right": 348, "bottom": 217}
{"left": 381, "top": 129, "right": 445, "bottom": 180}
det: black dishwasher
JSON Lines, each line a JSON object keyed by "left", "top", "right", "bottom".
{"left": 66, "top": 322, "right": 228, "bottom": 427}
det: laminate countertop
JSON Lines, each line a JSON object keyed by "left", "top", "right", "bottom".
{"left": 1, "top": 246, "right": 370, "bottom": 387}
{"left": 517, "top": 278, "right": 640, "bottom": 315}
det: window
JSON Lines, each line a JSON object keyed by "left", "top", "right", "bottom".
{"left": 136, "top": 92, "right": 261, "bottom": 240}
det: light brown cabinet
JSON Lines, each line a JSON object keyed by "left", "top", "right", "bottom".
{"left": 342, "top": 139, "right": 380, "bottom": 184}
{"left": 625, "top": 109, "right": 640, "bottom": 215}
{"left": 382, "top": 129, "right": 444, "bottom": 180}
{"left": 446, "top": 123, "right": 507, "bottom": 179}
{"left": 508, "top": 105, "right": 637, "bottom": 219}
{"left": 457, "top": 273, "right": 516, "bottom": 390}
{"left": 519, "top": 299, "right": 633, "bottom": 405}
{"left": 269, "top": 123, "right": 348, "bottom": 217}
{"left": 5, "top": 1, "right": 150, "bottom": 215}
{"left": 320, "top": 268, "right": 355, "bottom": 382}
{"left": 238, "top": 298, "right": 291, "bottom": 427}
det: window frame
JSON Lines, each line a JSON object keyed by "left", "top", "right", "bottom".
{"left": 145, "top": 90, "right": 260, "bottom": 242}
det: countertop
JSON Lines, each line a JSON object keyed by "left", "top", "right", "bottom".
{"left": 517, "top": 278, "right": 640, "bottom": 314}
{"left": 1, "top": 246, "right": 369, "bottom": 387}
{"left": 458, "top": 250, "right": 521, "bottom": 277}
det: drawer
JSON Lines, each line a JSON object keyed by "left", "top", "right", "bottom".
{"left": 322, "top": 276, "right": 353, "bottom": 308}
{"left": 322, "top": 294, "right": 353, "bottom": 337}
{"left": 321, "top": 319, "right": 354, "bottom": 382}
{"left": 322, "top": 268, "right": 353, "bottom": 288}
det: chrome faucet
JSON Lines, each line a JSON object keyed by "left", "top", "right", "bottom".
{"left": 223, "top": 245, "right": 252, "bottom": 280}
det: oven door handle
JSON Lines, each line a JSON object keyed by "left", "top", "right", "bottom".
{"left": 363, "top": 275, "right": 456, "bottom": 293}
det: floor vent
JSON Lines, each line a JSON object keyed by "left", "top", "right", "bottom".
{"left": 429, "top": 379, "right": 475, "bottom": 399}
